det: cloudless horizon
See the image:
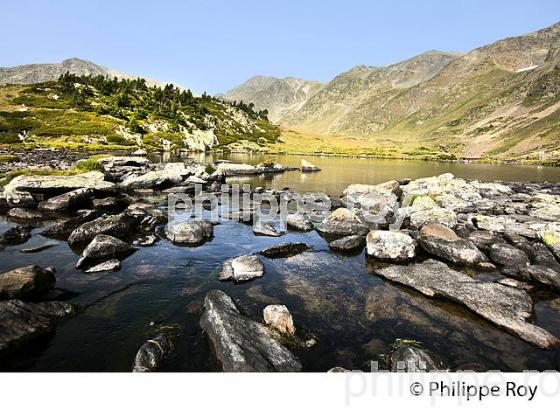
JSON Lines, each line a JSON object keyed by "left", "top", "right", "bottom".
{"left": 1, "top": 0, "right": 559, "bottom": 94}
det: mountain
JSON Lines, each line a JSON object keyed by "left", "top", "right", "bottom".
{"left": 0, "top": 58, "right": 170, "bottom": 88}
{"left": 222, "top": 22, "right": 560, "bottom": 161}
{"left": 218, "top": 75, "right": 323, "bottom": 122}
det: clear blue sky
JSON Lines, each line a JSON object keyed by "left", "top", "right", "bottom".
{"left": 1, "top": 0, "right": 558, "bottom": 94}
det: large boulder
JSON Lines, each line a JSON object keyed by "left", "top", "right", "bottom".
{"left": 76, "top": 234, "right": 133, "bottom": 268}
{"left": 418, "top": 223, "right": 487, "bottom": 266}
{"left": 120, "top": 163, "right": 193, "bottom": 189}
{"left": 342, "top": 181, "right": 400, "bottom": 223}
{"left": 199, "top": 290, "right": 301, "bottom": 371}
{"left": 520, "top": 265, "right": 560, "bottom": 292}
{"left": 408, "top": 208, "right": 457, "bottom": 229}
{"left": 0, "top": 265, "right": 55, "bottom": 300}
{"left": 40, "top": 210, "right": 98, "bottom": 240}
{"left": 132, "top": 333, "right": 175, "bottom": 372}
{"left": 38, "top": 188, "right": 92, "bottom": 213}
{"left": 7, "top": 208, "right": 43, "bottom": 220}
{"left": 375, "top": 259, "right": 559, "bottom": 349}
{"left": 530, "top": 243, "right": 560, "bottom": 273}
{"left": 219, "top": 255, "right": 264, "bottom": 283}
{"left": 259, "top": 242, "right": 310, "bottom": 258}
{"left": 366, "top": 230, "right": 415, "bottom": 262}
{"left": 285, "top": 214, "right": 314, "bottom": 232}
{"left": 165, "top": 219, "right": 213, "bottom": 245}
{"left": 67, "top": 213, "right": 137, "bottom": 246}
{"left": 263, "top": 305, "right": 296, "bottom": 336}
{"left": 0, "top": 300, "right": 75, "bottom": 359}
{"left": 4, "top": 171, "right": 113, "bottom": 195}
{"left": 317, "top": 208, "right": 368, "bottom": 237}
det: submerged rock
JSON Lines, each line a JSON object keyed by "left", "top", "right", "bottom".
{"left": 317, "top": 208, "right": 368, "bottom": 237}
{"left": 263, "top": 305, "right": 296, "bottom": 336}
{"left": 418, "top": 223, "right": 487, "bottom": 266}
{"left": 329, "top": 234, "right": 365, "bottom": 253}
{"left": 0, "top": 300, "right": 75, "bottom": 359}
{"left": 132, "top": 333, "right": 175, "bottom": 372}
{"left": 85, "top": 259, "right": 121, "bottom": 273}
{"left": 286, "top": 214, "right": 314, "bottom": 232}
{"left": 366, "top": 230, "right": 415, "bottom": 262}
{"left": 219, "top": 255, "right": 264, "bottom": 283}
{"left": 390, "top": 345, "right": 444, "bottom": 372}
{"left": 38, "top": 188, "right": 92, "bottom": 213}
{"left": 199, "top": 290, "right": 301, "bottom": 371}
{"left": 0, "top": 265, "right": 56, "bottom": 300}
{"left": 67, "top": 213, "right": 137, "bottom": 246}
{"left": 259, "top": 242, "right": 310, "bottom": 258}
{"left": 0, "top": 225, "right": 31, "bottom": 246}
{"left": 165, "top": 219, "right": 213, "bottom": 245}
{"left": 374, "top": 259, "right": 559, "bottom": 349}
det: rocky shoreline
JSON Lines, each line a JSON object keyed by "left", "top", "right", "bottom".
{"left": 1, "top": 152, "right": 560, "bottom": 371}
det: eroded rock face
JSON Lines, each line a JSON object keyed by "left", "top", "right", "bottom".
{"left": 38, "top": 188, "right": 92, "bottom": 213}
{"left": 374, "top": 259, "right": 559, "bottom": 349}
{"left": 132, "top": 333, "right": 175, "bottom": 372}
{"left": 418, "top": 223, "right": 487, "bottom": 266}
{"left": 219, "top": 255, "right": 264, "bottom": 283}
{"left": 67, "top": 213, "right": 137, "bottom": 246}
{"left": 199, "top": 290, "right": 301, "bottom": 371}
{"left": 165, "top": 219, "right": 213, "bottom": 245}
{"left": 0, "top": 265, "right": 55, "bottom": 300}
{"left": 0, "top": 300, "right": 75, "bottom": 359}
{"left": 317, "top": 208, "right": 368, "bottom": 237}
{"left": 286, "top": 214, "right": 314, "bottom": 232}
{"left": 329, "top": 235, "right": 365, "bottom": 253}
{"left": 259, "top": 242, "right": 310, "bottom": 258}
{"left": 263, "top": 305, "right": 296, "bottom": 336}
{"left": 390, "top": 345, "right": 443, "bottom": 372}
{"left": 366, "top": 230, "right": 415, "bottom": 262}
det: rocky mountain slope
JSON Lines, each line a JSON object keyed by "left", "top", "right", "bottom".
{"left": 222, "top": 22, "right": 560, "bottom": 161}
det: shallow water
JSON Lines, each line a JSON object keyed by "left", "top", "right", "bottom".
{"left": 1, "top": 156, "right": 560, "bottom": 371}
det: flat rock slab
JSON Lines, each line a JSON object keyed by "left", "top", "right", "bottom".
{"left": 329, "top": 235, "right": 365, "bottom": 253}
{"left": 5, "top": 171, "right": 113, "bottom": 194}
{"left": 0, "top": 300, "right": 75, "bottom": 359}
{"left": 375, "top": 259, "right": 559, "bottom": 349}
{"left": 0, "top": 265, "right": 55, "bottom": 300}
{"left": 219, "top": 255, "right": 264, "bottom": 283}
{"left": 200, "top": 290, "right": 301, "bottom": 371}
{"left": 259, "top": 242, "right": 310, "bottom": 258}
{"left": 38, "top": 188, "right": 92, "bottom": 213}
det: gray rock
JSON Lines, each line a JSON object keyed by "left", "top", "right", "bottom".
{"left": 366, "top": 230, "right": 415, "bottom": 262}
{"left": 419, "top": 223, "right": 487, "bottom": 266}
{"left": 259, "top": 242, "right": 310, "bottom": 258}
{"left": 504, "top": 232, "right": 533, "bottom": 255}
{"left": 390, "top": 345, "right": 443, "bottom": 372}
{"left": 329, "top": 235, "right": 365, "bottom": 253}
{"left": 165, "top": 219, "right": 213, "bottom": 245}
{"left": 19, "top": 243, "right": 57, "bottom": 254}
{"left": 85, "top": 259, "right": 121, "bottom": 273}
{"left": 4, "top": 171, "right": 113, "bottom": 195}
{"left": 285, "top": 214, "right": 314, "bottom": 232}
{"left": 468, "top": 230, "right": 503, "bottom": 251}
{"left": 40, "top": 210, "right": 98, "bottom": 240}
{"left": 253, "top": 222, "right": 282, "bottom": 237}
{"left": 263, "top": 305, "right": 296, "bottom": 336}
{"left": 0, "top": 265, "right": 56, "bottom": 300}
{"left": 199, "top": 290, "right": 301, "bottom": 371}
{"left": 67, "top": 213, "right": 137, "bottom": 246}
{"left": 530, "top": 243, "right": 560, "bottom": 273}
{"left": 496, "top": 278, "right": 534, "bottom": 292}
{"left": 521, "top": 265, "right": 560, "bottom": 292}
{"left": 132, "top": 333, "right": 175, "bottom": 372}
{"left": 0, "top": 300, "right": 75, "bottom": 359}
{"left": 301, "top": 159, "right": 320, "bottom": 172}
{"left": 7, "top": 207, "right": 43, "bottom": 220}
{"left": 317, "top": 208, "right": 368, "bottom": 237}
{"left": 77, "top": 234, "right": 133, "bottom": 268}
{"left": 0, "top": 225, "right": 31, "bottom": 246}
{"left": 489, "top": 243, "right": 530, "bottom": 273}
{"left": 408, "top": 208, "right": 458, "bottom": 229}
{"left": 374, "top": 259, "right": 559, "bottom": 349}
{"left": 219, "top": 255, "right": 264, "bottom": 283}
{"left": 38, "top": 188, "right": 92, "bottom": 213}
{"left": 134, "top": 235, "right": 158, "bottom": 247}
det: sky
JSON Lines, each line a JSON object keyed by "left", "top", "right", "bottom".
{"left": 1, "top": 0, "right": 559, "bottom": 94}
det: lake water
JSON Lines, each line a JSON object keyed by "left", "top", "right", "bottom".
{"left": 1, "top": 156, "right": 559, "bottom": 371}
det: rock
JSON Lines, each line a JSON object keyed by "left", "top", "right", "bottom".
{"left": 19, "top": 243, "right": 57, "bottom": 253}
{"left": 317, "top": 208, "right": 368, "bottom": 237}
{"left": 165, "top": 219, "right": 213, "bottom": 245}
{"left": 0, "top": 300, "right": 75, "bottom": 359}
{"left": 366, "top": 230, "right": 415, "bottom": 262}
{"left": 530, "top": 243, "right": 560, "bottom": 272}
{"left": 132, "top": 333, "right": 174, "bottom": 372}
{"left": 471, "top": 181, "right": 513, "bottom": 198}
{"left": 199, "top": 290, "right": 301, "bottom": 371}
{"left": 219, "top": 255, "right": 264, "bottom": 283}
{"left": 253, "top": 222, "right": 282, "bottom": 237}
{"left": 390, "top": 345, "right": 443, "bottom": 372}
{"left": 327, "top": 367, "right": 348, "bottom": 373}
{"left": 40, "top": 210, "right": 98, "bottom": 240}
{"left": 529, "top": 205, "right": 560, "bottom": 222}
{"left": 67, "top": 213, "right": 137, "bottom": 246}
{"left": 3, "top": 190, "right": 36, "bottom": 209}
{"left": 539, "top": 223, "right": 560, "bottom": 260}
{"left": 0, "top": 265, "right": 56, "bottom": 300}
{"left": 329, "top": 235, "right": 366, "bottom": 253}
{"left": 411, "top": 195, "right": 439, "bottom": 209}
{"left": 259, "top": 242, "right": 310, "bottom": 258}
{"left": 467, "top": 230, "right": 502, "bottom": 251}
{"left": 301, "top": 159, "right": 320, "bottom": 172}
{"left": 134, "top": 235, "right": 158, "bottom": 247}
{"left": 374, "top": 259, "right": 559, "bottom": 349}
{"left": 0, "top": 225, "right": 31, "bottom": 246}
{"left": 418, "top": 223, "right": 487, "bottom": 266}
{"left": 38, "top": 188, "right": 92, "bottom": 213}
{"left": 496, "top": 278, "right": 534, "bottom": 292}
{"left": 91, "top": 196, "right": 129, "bottom": 212}
{"left": 263, "top": 305, "right": 296, "bottom": 336}
{"left": 120, "top": 163, "right": 193, "bottom": 190}
{"left": 504, "top": 232, "right": 533, "bottom": 255}
{"left": 520, "top": 265, "right": 560, "bottom": 292}
{"left": 85, "top": 259, "right": 121, "bottom": 273}
{"left": 132, "top": 149, "right": 148, "bottom": 157}
{"left": 408, "top": 208, "right": 457, "bottom": 229}
{"left": 76, "top": 234, "right": 133, "bottom": 268}
{"left": 286, "top": 214, "right": 314, "bottom": 232}
{"left": 7, "top": 207, "right": 43, "bottom": 220}
{"left": 4, "top": 171, "right": 113, "bottom": 195}
{"left": 489, "top": 243, "right": 530, "bottom": 273}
